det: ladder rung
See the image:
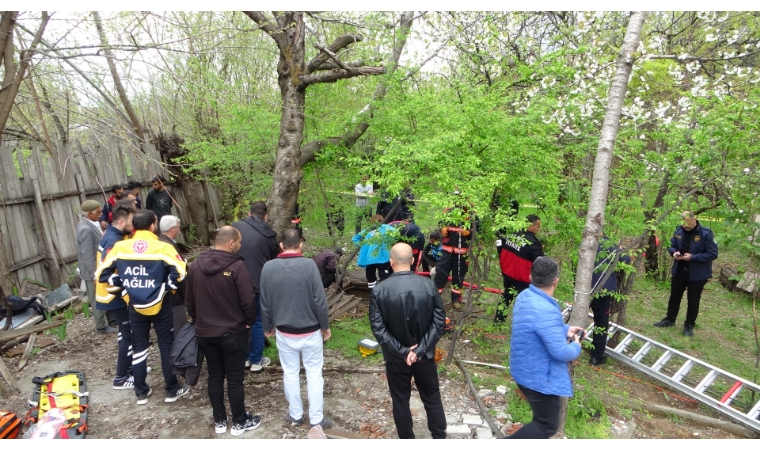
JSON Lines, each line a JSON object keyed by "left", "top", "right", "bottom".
{"left": 632, "top": 342, "right": 653, "bottom": 362}
{"left": 672, "top": 360, "right": 693, "bottom": 383}
{"left": 719, "top": 381, "right": 743, "bottom": 405}
{"left": 748, "top": 399, "right": 760, "bottom": 420}
{"left": 651, "top": 350, "right": 672, "bottom": 373}
{"left": 608, "top": 324, "right": 618, "bottom": 335}
{"left": 695, "top": 370, "right": 717, "bottom": 393}
{"left": 613, "top": 334, "right": 634, "bottom": 353}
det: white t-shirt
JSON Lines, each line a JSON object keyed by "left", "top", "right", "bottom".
{"left": 354, "top": 183, "right": 373, "bottom": 207}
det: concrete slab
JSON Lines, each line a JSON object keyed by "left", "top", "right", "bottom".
{"left": 476, "top": 427, "right": 493, "bottom": 439}
{"left": 446, "top": 424, "right": 471, "bottom": 436}
{"left": 462, "top": 414, "right": 483, "bottom": 426}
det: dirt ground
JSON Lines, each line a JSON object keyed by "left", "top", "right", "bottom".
{"left": 0, "top": 301, "right": 754, "bottom": 439}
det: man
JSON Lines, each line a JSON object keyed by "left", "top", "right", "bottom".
{"left": 127, "top": 180, "right": 143, "bottom": 209}
{"left": 232, "top": 201, "right": 280, "bottom": 372}
{"left": 185, "top": 226, "right": 261, "bottom": 436}
{"left": 390, "top": 220, "right": 425, "bottom": 273}
{"left": 495, "top": 214, "right": 544, "bottom": 323}
{"left": 354, "top": 176, "right": 373, "bottom": 234}
{"left": 313, "top": 247, "right": 343, "bottom": 288}
{"left": 158, "top": 215, "right": 187, "bottom": 339}
{"left": 96, "top": 210, "right": 189, "bottom": 405}
{"left": 99, "top": 184, "right": 123, "bottom": 230}
{"left": 96, "top": 200, "right": 137, "bottom": 389}
{"left": 588, "top": 237, "right": 631, "bottom": 365}
{"left": 509, "top": 257, "right": 583, "bottom": 439}
{"left": 76, "top": 199, "right": 113, "bottom": 333}
{"left": 118, "top": 190, "right": 138, "bottom": 209}
{"left": 654, "top": 211, "right": 719, "bottom": 337}
{"left": 369, "top": 243, "right": 446, "bottom": 439}
{"left": 434, "top": 196, "right": 479, "bottom": 310}
{"left": 146, "top": 175, "right": 174, "bottom": 226}
{"left": 260, "top": 228, "right": 332, "bottom": 429}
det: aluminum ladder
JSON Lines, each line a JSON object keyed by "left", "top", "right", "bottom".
{"left": 562, "top": 306, "right": 760, "bottom": 434}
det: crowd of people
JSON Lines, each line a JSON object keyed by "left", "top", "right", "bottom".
{"left": 74, "top": 176, "right": 718, "bottom": 439}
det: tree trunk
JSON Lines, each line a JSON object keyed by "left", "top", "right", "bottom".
{"left": 266, "top": 12, "right": 308, "bottom": 237}
{"left": 92, "top": 11, "right": 146, "bottom": 144}
{"left": 244, "top": 11, "right": 415, "bottom": 238}
{"left": 569, "top": 12, "right": 647, "bottom": 328}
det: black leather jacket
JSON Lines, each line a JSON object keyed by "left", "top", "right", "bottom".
{"left": 369, "top": 271, "right": 445, "bottom": 363}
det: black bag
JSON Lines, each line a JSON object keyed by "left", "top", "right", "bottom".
{"left": 0, "top": 296, "right": 47, "bottom": 319}
{"left": 171, "top": 322, "right": 198, "bottom": 369}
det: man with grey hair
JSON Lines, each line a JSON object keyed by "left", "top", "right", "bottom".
{"left": 158, "top": 215, "right": 187, "bottom": 339}
{"left": 508, "top": 256, "right": 583, "bottom": 438}
{"left": 654, "top": 211, "right": 718, "bottom": 337}
{"left": 76, "top": 199, "right": 114, "bottom": 333}
{"left": 370, "top": 242, "right": 446, "bottom": 439}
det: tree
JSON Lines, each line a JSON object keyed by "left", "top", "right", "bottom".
{"left": 568, "top": 12, "right": 647, "bottom": 327}
{"left": 243, "top": 11, "right": 415, "bottom": 236}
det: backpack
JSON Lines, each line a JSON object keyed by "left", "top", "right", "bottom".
{"left": 0, "top": 411, "right": 22, "bottom": 439}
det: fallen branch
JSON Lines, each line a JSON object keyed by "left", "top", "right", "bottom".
{"left": 460, "top": 360, "right": 507, "bottom": 371}
{"left": 598, "top": 393, "right": 760, "bottom": 438}
{"left": 18, "top": 333, "right": 37, "bottom": 370}
{"left": 455, "top": 357, "right": 504, "bottom": 438}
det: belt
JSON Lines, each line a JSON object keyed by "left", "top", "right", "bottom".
{"left": 442, "top": 245, "right": 468, "bottom": 255}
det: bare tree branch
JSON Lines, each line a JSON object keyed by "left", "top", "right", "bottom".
{"left": 299, "top": 66, "right": 386, "bottom": 86}
{"left": 299, "top": 11, "right": 415, "bottom": 166}
{"left": 306, "top": 33, "right": 363, "bottom": 73}
{"left": 310, "top": 59, "right": 377, "bottom": 71}
{"left": 647, "top": 49, "right": 760, "bottom": 63}
{"left": 243, "top": 11, "right": 282, "bottom": 47}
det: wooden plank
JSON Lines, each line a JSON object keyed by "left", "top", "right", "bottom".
{"left": 75, "top": 141, "right": 95, "bottom": 189}
{"left": 8, "top": 255, "right": 46, "bottom": 272}
{"left": 29, "top": 171, "right": 63, "bottom": 287}
{"left": 0, "top": 319, "right": 63, "bottom": 343}
{"left": 49, "top": 296, "right": 79, "bottom": 313}
{"left": 16, "top": 149, "right": 32, "bottom": 198}
{"left": 0, "top": 142, "right": 21, "bottom": 199}
{"left": 17, "top": 332, "right": 37, "bottom": 369}
{"left": 9, "top": 204, "right": 32, "bottom": 267}
{"left": 0, "top": 355, "right": 17, "bottom": 392}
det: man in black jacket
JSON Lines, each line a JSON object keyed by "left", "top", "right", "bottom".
{"left": 654, "top": 211, "right": 719, "bottom": 337}
{"left": 232, "top": 201, "right": 281, "bottom": 372}
{"left": 494, "top": 214, "right": 544, "bottom": 323}
{"left": 185, "top": 226, "right": 261, "bottom": 436}
{"left": 370, "top": 243, "right": 446, "bottom": 439}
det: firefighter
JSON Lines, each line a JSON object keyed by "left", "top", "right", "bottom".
{"left": 434, "top": 194, "right": 479, "bottom": 310}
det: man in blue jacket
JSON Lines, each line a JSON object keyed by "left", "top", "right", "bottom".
{"left": 654, "top": 211, "right": 719, "bottom": 337}
{"left": 509, "top": 256, "right": 583, "bottom": 439}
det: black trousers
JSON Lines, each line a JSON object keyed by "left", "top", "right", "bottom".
{"left": 666, "top": 266, "right": 707, "bottom": 326}
{"left": 590, "top": 295, "right": 612, "bottom": 359}
{"left": 197, "top": 330, "right": 249, "bottom": 425}
{"left": 366, "top": 262, "right": 391, "bottom": 288}
{"left": 494, "top": 275, "right": 530, "bottom": 323}
{"left": 385, "top": 358, "right": 447, "bottom": 439}
{"left": 321, "top": 272, "right": 336, "bottom": 288}
{"left": 105, "top": 307, "right": 132, "bottom": 381}
{"left": 434, "top": 251, "right": 468, "bottom": 303}
{"left": 509, "top": 385, "right": 561, "bottom": 439}
{"left": 129, "top": 300, "right": 178, "bottom": 398}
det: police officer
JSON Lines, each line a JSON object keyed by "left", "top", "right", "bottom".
{"left": 653, "top": 211, "right": 718, "bottom": 337}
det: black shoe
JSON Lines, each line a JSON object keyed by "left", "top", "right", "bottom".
{"left": 589, "top": 355, "right": 607, "bottom": 366}
{"left": 683, "top": 324, "right": 694, "bottom": 337}
{"left": 231, "top": 412, "right": 261, "bottom": 436}
{"left": 311, "top": 417, "right": 333, "bottom": 429}
{"left": 284, "top": 413, "right": 303, "bottom": 426}
{"left": 653, "top": 318, "right": 675, "bottom": 328}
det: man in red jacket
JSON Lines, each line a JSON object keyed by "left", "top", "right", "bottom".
{"left": 185, "top": 226, "right": 261, "bottom": 436}
{"left": 495, "top": 215, "right": 544, "bottom": 323}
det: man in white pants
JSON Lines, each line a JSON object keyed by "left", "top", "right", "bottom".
{"left": 260, "top": 228, "right": 332, "bottom": 429}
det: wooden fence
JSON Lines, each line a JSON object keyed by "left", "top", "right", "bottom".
{"left": 0, "top": 127, "right": 225, "bottom": 290}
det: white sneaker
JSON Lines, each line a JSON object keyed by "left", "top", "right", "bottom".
{"left": 244, "top": 360, "right": 251, "bottom": 369}
{"left": 215, "top": 420, "right": 227, "bottom": 434}
{"left": 249, "top": 357, "right": 271, "bottom": 372}
{"left": 136, "top": 388, "right": 152, "bottom": 405}
{"left": 230, "top": 413, "right": 261, "bottom": 436}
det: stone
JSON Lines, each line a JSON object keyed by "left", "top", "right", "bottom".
{"left": 446, "top": 424, "right": 472, "bottom": 436}
{"left": 496, "top": 385, "right": 509, "bottom": 395}
{"left": 477, "top": 389, "right": 494, "bottom": 398}
{"left": 476, "top": 427, "right": 493, "bottom": 439}
{"left": 609, "top": 418, "right": 636, "bottom": 439}
{"left": 446, "top": 414, "right": 460, "bottom": 425}
{"left": 462, "top": 414, "right": 483, "bottom": 426}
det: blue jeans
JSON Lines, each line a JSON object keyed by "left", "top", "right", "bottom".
{"left": 247, "top": 294, "right": 265, "bottom": 364}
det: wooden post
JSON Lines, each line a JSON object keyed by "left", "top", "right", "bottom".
{"left": 74, "top": 173, "right": 87, "bottom": 205}
{"left": 18, "top": 332, "right": 37, "bottom": 370}
{"left": 30, "top": 175, "right": 63, "bottom": 288}
{"left": 201, "top": 178, "right": 220, "bottom": 230}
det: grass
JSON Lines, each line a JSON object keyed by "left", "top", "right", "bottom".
{"left": 324, "top": 315, "right": 384, "bottom": 363}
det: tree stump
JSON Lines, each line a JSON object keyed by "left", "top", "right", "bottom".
{"left": 719, "top": 266, "right": 739, "bottom": 292}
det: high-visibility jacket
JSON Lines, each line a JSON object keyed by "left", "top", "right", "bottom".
{"left": 95, "top": 225, "right": 131, "bottom": 310}
{"left": 95, "top": 230, "right": 186, "bottom": 316}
